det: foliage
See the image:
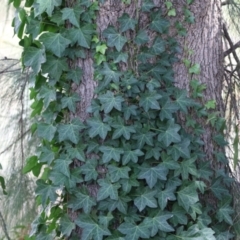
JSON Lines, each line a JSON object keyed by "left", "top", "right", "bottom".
{"left": 9, "top": 0, "right": 235, "bottom": 239}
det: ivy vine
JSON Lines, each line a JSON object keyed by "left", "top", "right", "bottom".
{"left": 10, "top": 0, "right": 234, "bottom": 239}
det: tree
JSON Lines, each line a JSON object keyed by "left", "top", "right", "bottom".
{"left": 7, "top": 0, "right": 239, "bottom": 239}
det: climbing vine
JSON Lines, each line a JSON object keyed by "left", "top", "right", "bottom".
{"left": 10, "top": 0, "right": 234, "bottom": 239}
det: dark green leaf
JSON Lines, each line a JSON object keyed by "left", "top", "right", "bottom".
{"left": 141, "top": 0, "right": 155, "bottom": 12}
{"left": 99, "top": 146, "right": 124, "bottom": 163}
{"left": 53, "top": 158, "right": 72, "bottom": 177}
{"left": 103, "top": 26, "right": 127, "bottom": 51}
{"left": 108, "top": 165, "right": 130, "bottom": 182}
{"left": 39, "top": 32, "right": 71, "bottom": 57}
{"left": 118, "top": 13, "right": 137, "bottom": 32}
{"left": 37, "top": 123, "right": 56, "bottom": 141}
{"left": 122, "top": 149, "right": 144, "bottom": 165}
{"left": 80, "top": 160, "right": 98, "bottom": 181}
{"left": 58, "top": 118, "right": 86, "bottom": 144}
{"left": 134, "top": 30, "right": 149, "bottom": 45}
{"left": 139, "top": 92, "right": 161, "bottom": 111}
{"left": 151, "top": 37, "right": 166, "bottom": 55}
{"left": 150, "top": 15, "right": 169, "bottom": 33}
{"left": 87, "top": 117, "right": 111, "bottom": 140}
{"left": 97, "top": 179, "right": 121, "bottom": 201}
{"left": 23, "top": 47, "right": 46, "bottom": 74}
{"left": 134, "top": 188, "right": 157, "bottom": 211}
{"left": 157, "top": 186, "right": 176, "bottom": 210}
{"left": 61, "top": 93, "right": 81, "bottom": 112}
{"left": 138, "top": 164, "right": 168, "bottom": 188}
{"left": 133, "top": 130, "right": 156, "bottom": 148}
{"left": 61, "top": 7, "right": 84, "bottom": 27}
{"left": 34, "top": 0, "right": 62, "bottom": 16}
{"left": 60, "top": 215, "right": 76, "bottom": 237}
{"left": 38, "top": 85, "right": 56, "bottom": 108}
{"left": 66, "top": 68, "right": 82, "bottom": 84}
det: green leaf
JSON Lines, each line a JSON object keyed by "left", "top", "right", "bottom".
{"left": 143, "top": 213, "right": 174, "bottom": 236}
{"left": 87, "top": 117, "right": 111, "bottom": 140}
{"left": 80, "top": 160, "right": 98, "bottom": 181}
{"left": 66, "top": 68, "right": 82, "bottom": 84}
{"left": 98, "top": 212, "right": 114, "bottom": 228}
{"left": 23, "top": 156, "right": 38, "bottom": 174}
{"left": 106, "top": 196, "right": 131, "bottom": 214}
{"left": 169, "top": 138, "right": 190, "bottom": 161}
{"left": 52, "top": 158, "right": 72, "bottom": 177}
{"left": 37, "top": 123, "right": 57, "bottom": 141}
{"left": 39, "top": 146, "right": 55, "bottom": 164}
{"left": 111, "top": 117, "right": 136, "bottom": 140}
{"left": 99, "top": 146, "right": 124, "bottom": 163}
{"left": 100, "top": 62, "right": 122, "bottom": 84}
{"left": 150, "top": 15, "right": 169, "bottom": 33}
{"left": 42, "top": 55, "right": 68, "bottom": 81}
{"left": 133, "top": 130, "right": 156, "bottom": 148}
{"left": 157, "top": 186, "right": 176, "bottom": 210}
{"left": 217, "top": 205, "right": 234, "bottom": 225}
{"left": 189, "top": 63, "right": 201, "bottom": 74}
{"left": 122, "top": 148, "right": 144, "bottom": 165}
{"left": 68, "top": 188, "right": 96, "bottom": 213}
{"left": 177, "top": 184, "right": 199, "bottom": 211}
{"left": 210, "top": 178, "right": 230, "bottom": 199}
{"left": 159, "top": 97, "right": 179, "bottom": 120}
{"left": 67, "top": 24, "right": 95, "bottom": 48}
{"left": 176, "top": 157, "right": 198, "bottom": 180}
{"left": 97, "top": 179, "right": 121, "bottom": 201}
{"left": 58, "top": 118, "right": 86, "bottom": 144}
{"left": 99, "top": 91, "right": 124, "bottom": 113}
{"left": 103, "top": 26, "right": 127, "bottom": 51}
{"left": 35, "top": 179, "right": 58, "bottom": 206}
{"left": 23, "top": 46, "right": 46, "bottom": 74}
{"left": 118, "top": 13, "right": 137, "bottom": 32}
{"left": 118, "top": 221, "right": 150, "bottom": 240}
{"left": 34, "top": 0, "right": 62, "bottom": 16}
{"left": 134, "top": 30, "right": 149, "bottom": 45}
{"left": 175, "top": 89, "right": 194, "bottom": 113}
{"left": 120, "top": 176, "right": 139, "bottom": 194}
{"left": 151, "top": 37, "right": 166, "bottom": 55}
{"left": 141, "top": 0, "right": 155, "bottom": 12}
{"left": 75, "top": 214, "right": 111, "bottom": 240}
{"left": 66, "top": 144, "right": 86, "bottom": 162}
{"left": 158, "top": 120, "right": 181, "bottom": 147}
{"left": 61, "top": 7, "right": 84, "bottom": 28}
{"left": 138, "top": 164, "right": 168, "bottom": 188}
{"left": 61, "top": 93, "right": 81, "bottom": 112}
{"left": 60, "top": 215, "right": 76, "bottom": 237}
{"left": 134, "top": 188, "right": 157, "bottom": 211}
{"left": 108, "top": 165, "right": 130, "bottom": 182}
{"left": 139, "top": 92, "right": 161, "bottom": 111}
{"left": 39, "top": 32, "right": 71, "bottom": 57}
{"left": 38, "top": 85, "right": 56, "bottom": 108}
{"left": 171, "top": 204, "right": 188, "bottom": 225}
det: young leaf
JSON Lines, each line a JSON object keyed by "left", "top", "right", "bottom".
{"left": 39, "top": 32, "right": 71, "bottom": 57}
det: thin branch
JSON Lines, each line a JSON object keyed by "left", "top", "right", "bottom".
{"left": 224, "top": 40, "right": 240, "bottom": 57}
{"left": 0, "top": 210, "right": 11, "bottom": 240}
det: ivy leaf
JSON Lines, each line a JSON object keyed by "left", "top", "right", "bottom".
{"left": 120, "top": 176, "right": 139, "bottom": 194}
{"left": 39, "top": 32, "right": 71, "bottom": 57}
{"left": 141, "top": 0, "right": 155, "bottom": 12}
{"left": 80, "top": 160, "right": 98, "bottom": 181}
{"left": 111, "top": 117, "right": 136, "bottom": 140}
{"left": 175, "top": 89, "right": 194, "bottom": 113}
{"left": 158, "top": 120, "right": 181, "bottom": 147}
{"left": 61, "top": 7, "right": 84, "bottom": 28}
{"left": 37, "top": 123, "right": 56, "bottom": 142}
{"left": 52, "top": 158, "right": 72, "bottom": 177}
{"left": 38, "top": 85, "right": 56, "bottom": 108}
{"left": 66, "top": 68, "right": 82, "bottom": 84}
{"left": 60, "top": 215, "right": 76, "bottom": 237}
{"left": 66, "top": 144, "right": 86, "bottom": 162}
{"left": 139, "top": 92, "right": 161, "bottom": 111}
{"left": 61, "top": 93, "right": 81, "bottom": 112}
{"left": 118, "top": 221, "right": 150, "bottom": 240}
{"left": 103, "top": 26, "right": 127, "bottom": 51}
{"left": 175, "top": 157, "right": 198, "bottom": 180}
{"left": 143, "top": 213, "right": 174, "bottom": 236}
{"left": 87, "top": 117, "right": 111, "bottom": 140}
{"left": 35, "top": 180, "right": 58, "bottom": 206}
{"left": 150, "top": 14, "right": 170, "bottom": 33}
{"left": 134, "top": 188, "right": 157, "bottom": 211}
{"left": 107, "top": 196, "right": 131, "bottom": 214}
{"left": 42, "top": 55, "right": 68, "bottom": 81}
{"left": 169, "top": 138, "right": 190, "bottom": 161}
{"left": 108, "top": 165, "right": 130, "bottom": 182}
{"left": 134, "top": 30, "right": 149, "bottom": 45}
{"left": 97, "top": 179, "right": 121, "bottom": 201}
{"left": 75, "top": 214, "right": 111, "bottom": 240}
{"left": 151, "top": 37, "right": 166, "bottom": 55}
{"left": 23, "top": 46, "right": 46, "bottom": 74}
{"left": 122, "top": 149, "right": 144, "bottom": 165}
{"left": 138, "top": 164, "right": 168, "bottom": 189}
{"left": 177, "top": 184, "right": 199, "bottom": 211}
{"left": 98, "top": 91, "right": 124, "bottom": 113}
{"left": 159, "top": 97, "right": 179, "bottom": 120}
{"left": 99, "top": 146, "right": 124, "bottom": 163}
{"left": 68, "top": 188, "right": 96, "bottom": 213}
{"left": 133, "top": 130, "right": 156, "bottom": 148}
{"left": 34, "top": 0, "right": 62, "bottom": 17}
{"left": 198, "top": 162, "right": 213, "bottom": 181}
{"left": 39, "top": 146, "right": 55, "bottom": 164}
{"left": 100, "top": 62, "right": 122, "bottom": 84}
{"left": 67, "top": 24, "right": 95, "bottom": 48}
{"left": 217, "top": 205, "right": 234, "bottom": 225}
{"left": 210, "top": 178, "right": 230, "bottom": 199}
{"left": 58, "top": 118, "right": 86, "bottom": 144}
{"left": 118, "top": 13, "right": 137, "bottom": 32}
{"left": 157, "top": 186, "right": 176, "bottom": 210}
